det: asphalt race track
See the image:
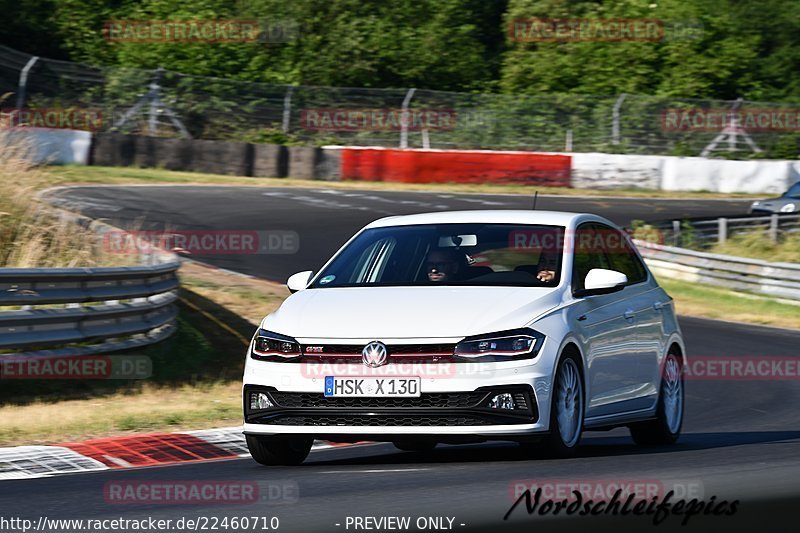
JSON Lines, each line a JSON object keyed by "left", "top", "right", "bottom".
{"left": 8, "top": 185, "right": 798, "bottom": 532}
{"left": 46, "top": 185, "right": 752, "bottom": 282}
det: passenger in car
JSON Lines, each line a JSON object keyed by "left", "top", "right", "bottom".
{"left": 536, "top": 252, "right": 559, "bottom": 283}
{"left": 536, "top": 268, "right": 556, "bottom": 282}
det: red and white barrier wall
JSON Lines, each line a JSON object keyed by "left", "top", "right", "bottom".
{"left": 338, "top": 147, "right": 572, "bottom": 187}
{"left": 326, "top": 146, "right": 798, "bottom": 193}
{"left": 9, "top": 128, "right": 798, "bottom": 194}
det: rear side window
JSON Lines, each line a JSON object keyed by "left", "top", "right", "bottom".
{"left": 572, "top": 223, "right": 647, "bottom": 294}
{"left": 572, "top": 224, "right": 612, "bottom": 294}
{"left": 603, "top": 227, "right": 648, "bottom": 285}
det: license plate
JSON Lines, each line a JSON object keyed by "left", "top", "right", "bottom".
{"left": 324, "top": 376, "right": 421, "bottom": 397}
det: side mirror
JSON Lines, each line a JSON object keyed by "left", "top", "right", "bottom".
{"left": 287, "top": 270, "right": 313, "bottom": 293}
{"left": 579, "top": 268, "right": 628, "bottom": 296}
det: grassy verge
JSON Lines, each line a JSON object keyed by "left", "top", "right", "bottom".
{"left": 0, "top": 382, "right": 242, "bottom": 445}
{"left": 42, "top": 164, "right": 759, "bottom": 199}
{"left": 660, "top": 277, "right": 800, "bottom": 329}
{"left": 708, "top": 229, "right": 800, "bottom": 263}
{"left": 179, "top": 260, "right": 289, "bottom": 326}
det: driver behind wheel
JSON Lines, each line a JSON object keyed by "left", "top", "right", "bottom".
{"left": 426, "top": 248, "right": 464, "bottom": 282}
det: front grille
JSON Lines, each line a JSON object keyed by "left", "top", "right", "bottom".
{"left": 244, "top": 385, "right": 539, "bottom": 426}
{"left": 299, "top": 343, "right": 456, "bottom": 358}
{"left": 263, "top": 414, "right": 494, "bottom": 426}
{"left": 269, "top": 391, "right": 489, "bottom": 409}
{"left": 390, "top": 344, "right": 456, "bottom": 355}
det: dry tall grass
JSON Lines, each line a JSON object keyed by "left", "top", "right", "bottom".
{"left": 0, "top": 129, "right": 122, "bottom": 267}
{"left": 710, "top": 227, "right": 800, "bottom": 264}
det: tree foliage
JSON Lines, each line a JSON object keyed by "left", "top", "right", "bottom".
{"left": 1, "top": 0, "right": 799, "bottom": 100}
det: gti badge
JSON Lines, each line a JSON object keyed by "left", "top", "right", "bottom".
{"left": 362, "top": 341, "right": 388, "bottom": 368}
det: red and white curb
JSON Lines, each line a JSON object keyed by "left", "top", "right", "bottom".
{"left": 0, "top": 427, "right": 353, "bottom": 480}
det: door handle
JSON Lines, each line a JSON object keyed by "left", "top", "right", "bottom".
{"left": 623, "top": 309, "right": 635, "bottom": 320}
{"left": 654, "top": 301, "right": 664, "bottom": 311}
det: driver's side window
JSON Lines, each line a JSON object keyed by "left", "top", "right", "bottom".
{"left": 572, "top": 223, "right": 612, "bottom": 295}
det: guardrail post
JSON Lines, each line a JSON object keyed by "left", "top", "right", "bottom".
{"left": 718, "top": 217, "right": 728, "bottom": 245}
{"left": 770, "top": 214, "right": 779, "bottom": 242}
{"left": 421, "top": 128, "right": 430, "bottom": 149}
{"left": 16, "top": 56, "right": 39, "bottom": 109}
{"left": 672, "top": 220, "right": 681, "bottom": 247}
{"left": 399, "top": 88, "right": 416, "bottom": 149}
{"left": 282, "top": 86, "right": 294, "bottom": 134}
{"left": 611, "top": 93, "right": 627, "bottom": 145}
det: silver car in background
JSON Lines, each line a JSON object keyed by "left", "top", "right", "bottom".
{"left": 750, "top": 182, "right": 800, "bottom": 214}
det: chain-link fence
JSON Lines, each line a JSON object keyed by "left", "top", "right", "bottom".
{"left": 2, "top": 45, "right": 799, "bottom": 159}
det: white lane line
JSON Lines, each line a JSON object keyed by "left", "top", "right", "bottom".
{"left": 454, "top": 197, "right": 508, "bottom": 206}
{"left": 318, "top": 468, "right": 430, "bottom": 474}
{"left": 313, "top": 189, "right": 453, "bottom": 209}
{"left": 102, "top": 455, "right": 133, "bottom": 468}
{"left": 262, "top": 191, "right": 387, "bottom": 213}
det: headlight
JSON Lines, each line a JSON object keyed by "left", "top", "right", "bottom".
{"left": 751, "top": 201, "right": 761, "bottom": 206}
{"left": 780, "top": 203, "right": 796, "bottom": 213}
{"left": 251, "top": 329, "right": 302, "bottom": 360}
{"left": 454, "top": 329, "right": 544, "bottom": 361}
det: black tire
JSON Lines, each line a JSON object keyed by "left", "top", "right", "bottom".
{"left": 530, "top": 352, "right": 585, "bottom": 458}
{"left": 392, "top": 440, "right": 437, "bottom": 452}
{"left": 245, "top": 435, "right": 313, "bottom": 466}
{"left": 629, "top": 351, "right": 684, "bottom": 445}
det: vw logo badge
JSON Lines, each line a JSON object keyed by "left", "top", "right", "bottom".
{"left": 362, "top": 341, "right": 388, "bottom": 368}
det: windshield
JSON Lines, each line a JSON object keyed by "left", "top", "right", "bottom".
{"left": 785, "top": 182, "right": 800, "bottom": 199}
{"left": 311, "top": 223, "right": 565, "bottom": 288}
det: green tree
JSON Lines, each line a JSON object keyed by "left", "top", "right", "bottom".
{"left": 499, "top": 0, "right": 795, "bottom": 100}
{"left": 47, "top": 0, "right": 506, "bottom": 91}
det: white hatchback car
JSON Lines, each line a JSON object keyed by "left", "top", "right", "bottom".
{"left": 243, "top": 211, "right": 686, "bottom": 465}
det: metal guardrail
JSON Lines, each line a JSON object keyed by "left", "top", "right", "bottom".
{"left": 634, "top": 239, "right": 800, "bottom": 301}
{"left": 0, "top": 259, "right": 180, "bottom": 356}
{"left": 647, "top": 213, "right": 800, "bottom": 248}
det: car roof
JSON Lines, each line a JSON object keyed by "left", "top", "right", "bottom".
{"left": 364, "top": 210, "right": 615, "bottom": 229}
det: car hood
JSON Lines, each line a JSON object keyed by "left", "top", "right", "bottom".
{"left": 261, "top": 286, "right": 562, "bottom": 340}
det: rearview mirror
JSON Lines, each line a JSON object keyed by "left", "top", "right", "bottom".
{"left": 580, "top": 268, "right": 628, "bottom": 296}
{"left": 287, "top": 270, "right": 313, "bottom": 293}
{"left": 438, "top": 234, "right": 477, "bottom": 247}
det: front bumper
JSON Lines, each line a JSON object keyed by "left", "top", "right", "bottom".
{"left": 242, "top": 357, "right": 555, "bottom": 439}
